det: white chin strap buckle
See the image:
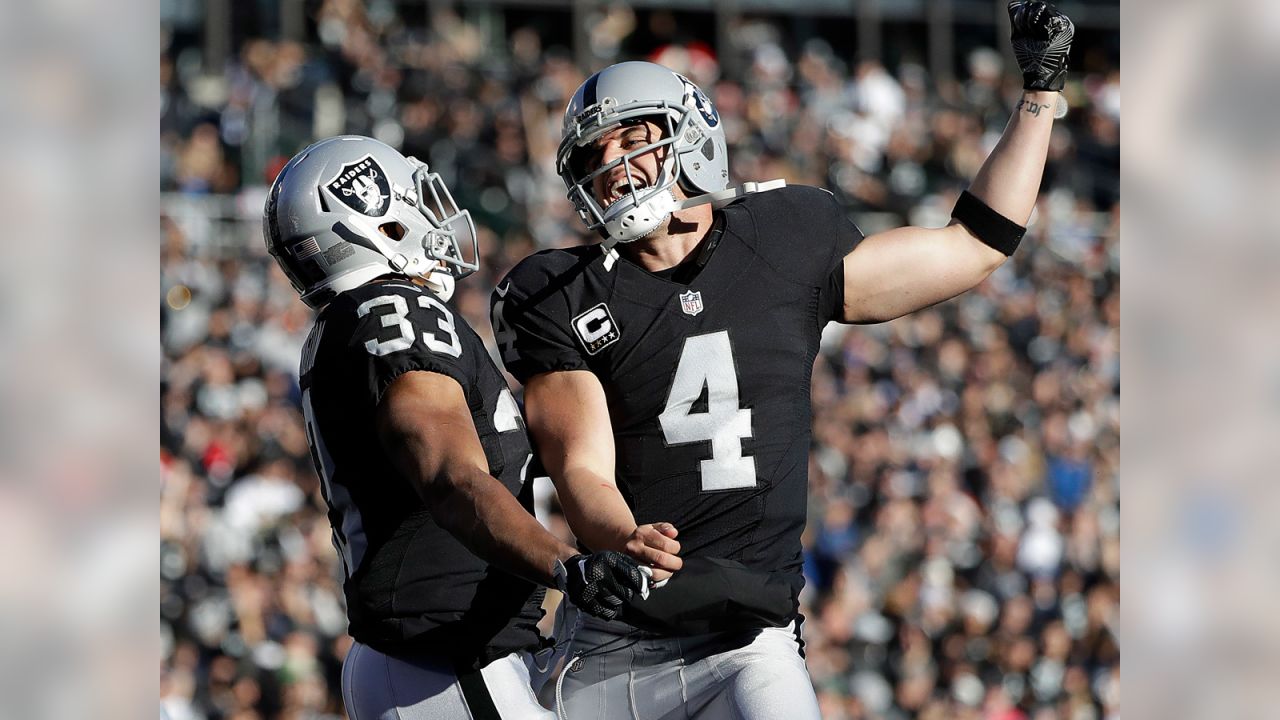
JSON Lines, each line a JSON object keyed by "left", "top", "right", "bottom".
{"left": 599, "top": 180, "right": 787, "bottom": 272}
{"left": 603, "top": 188, "right": 679, "bottom": 244}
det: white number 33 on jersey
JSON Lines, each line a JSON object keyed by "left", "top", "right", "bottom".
{"left": 356, "top": 293, "right": 462, "bottom": 358}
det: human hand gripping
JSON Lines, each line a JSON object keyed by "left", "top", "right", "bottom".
{"left": 623, "top": 522, "right": 682, "bottom": 584}
{"left": 555, "top": 551, "right": 648, "bottom": 621}
{"left": 1008, "top": 1, "right": 1075, "bottom": 92}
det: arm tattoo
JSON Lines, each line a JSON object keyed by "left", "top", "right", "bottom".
{"left": 1016, "top": 97, "right": 1047, "bottom": 117}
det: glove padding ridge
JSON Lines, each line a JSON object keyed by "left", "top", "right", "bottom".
{"left": 1009, "top": 1, "right": 1075, "bottom": 92}
{"left": 560, "top": 551, "right": 646, "bottom": 621}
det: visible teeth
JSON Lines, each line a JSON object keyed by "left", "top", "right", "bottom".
{"left": 606, "top": 179, "right": 648, "bottom": 208}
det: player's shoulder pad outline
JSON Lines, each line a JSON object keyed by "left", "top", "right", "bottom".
{"left": 496, "top": 245, "right": 601, "bottom": 311}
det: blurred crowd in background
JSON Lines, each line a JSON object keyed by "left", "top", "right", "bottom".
{"left": 161, "top": 3, "right": 1119, "bottom": 719}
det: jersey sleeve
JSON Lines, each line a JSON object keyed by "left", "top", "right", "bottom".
{"left": 490, "top": 257, "right": 588, "bottom": 384}
{"left": 336, "top": 284, "right": 474, "bottom": 407}
{"left": 815, "top": 189, "right": 862, "bottom": 322}
{"left": 734, "top": 185, "right": 863, "bottom": 322}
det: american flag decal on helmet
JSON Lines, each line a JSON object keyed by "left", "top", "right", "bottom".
{"left": 292, "top": 237, "right": 322, "bottom": 260}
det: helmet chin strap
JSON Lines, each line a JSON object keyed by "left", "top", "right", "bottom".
{"left": 600, "top": 150, "right": 680, "bottom": 245}
{"left": 344, "top": 212, "right": 458, "bottom": 300}
{"left": 601, "top": 188, "right": 679, "bottom": 247}
{"left": 421, "top": 270, "right": 455, "bottom": 301}
{"left": 598, "top": 179, "right": 788, "bottom": 272}
{"left": 676, "top": 179, "right": 788, "bottom": 210}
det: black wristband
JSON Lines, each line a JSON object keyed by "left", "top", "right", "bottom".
{"left": 951, "top": 191, "right": 1026, "bottom": 256}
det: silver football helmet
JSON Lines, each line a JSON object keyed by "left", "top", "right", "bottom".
{"left": 263, "top": 135, "right": 478, "bottom": 308}
{"left": 558, "top": 61, "right": 729, "bottom": 246}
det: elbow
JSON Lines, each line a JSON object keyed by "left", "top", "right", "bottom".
{"left": 413, "top": 472, "right": 453, "bottom": 518}
{"left": 417, "top": 466, "right": 483, "bottom": 538}
{"left": 953, "top": 221, "right": 1011, "bottom": 277}
{"left": 955, "top": 253, "right": 1006, "bottom": 302}
{"left": 406, "top": 449, "right": 463, "bottom": 509}
{"left": 982, "top": 251, "right": 1007, "bottom": 278}
{"left": 419, "top": 457, "right": 473, "bottom": 506}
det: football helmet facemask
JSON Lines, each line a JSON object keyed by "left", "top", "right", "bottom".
{"left": 263, "top": 135, "right": 478, "bottom": 308}
{"left": 558, "top": 62, "right": 729, "bottom": 247}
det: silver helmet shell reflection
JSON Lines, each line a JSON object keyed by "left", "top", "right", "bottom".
{"left": 263, "top": 135, "right": 478, "bottom": 308}
{"left": 558, "top": 62, "right": 729, "bottom": 245}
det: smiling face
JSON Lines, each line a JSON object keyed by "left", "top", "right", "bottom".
{"left": 580, "top": 118, "right": 679, "bottom": 210}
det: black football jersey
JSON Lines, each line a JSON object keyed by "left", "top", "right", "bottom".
{"left": 300, "top": 278, "right": 544, "bottom": 668}
{"left": 492, "top": 185, "right": 862, "bottom": 600}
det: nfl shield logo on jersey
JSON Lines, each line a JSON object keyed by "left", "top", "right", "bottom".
{"left": 679, "top": 290, "right": 704, "bottom": 317}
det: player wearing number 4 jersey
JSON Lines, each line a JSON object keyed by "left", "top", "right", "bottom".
{"left": 494, "top": 4, "right": 1074, "bottom": 718}
{"left": 264, "top": 136, "right": 647, "bottom": 720}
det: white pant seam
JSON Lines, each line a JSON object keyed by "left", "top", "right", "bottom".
{"left": 627, "top": 645, "right": 640, "bottom": 720}
{"left": 678, "top": 660, "right": 689, "bottom": 719}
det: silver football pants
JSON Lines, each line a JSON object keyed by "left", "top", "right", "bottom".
{"left": 341, "top": 640, "right": 553, "bottom": 719}
{"left": 546, "top": 604, "right": 821, "bottom": 720}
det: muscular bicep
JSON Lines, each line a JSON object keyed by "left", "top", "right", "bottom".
{"left": 375, "top": 370, "right": 487, "bottom": 502}
{"left": 523, "top": 370, "right": 616, "bottom": 486}
{"left": 839, "top": 222, "right": 1007, "bottom": 324}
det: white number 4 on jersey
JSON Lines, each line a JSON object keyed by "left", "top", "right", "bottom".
{"left": 658, "top": 331, "right": 757, "bottom": 491}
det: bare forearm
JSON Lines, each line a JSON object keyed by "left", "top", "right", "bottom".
{"left": 553, "top": 467, "right": 638, "bottom": 553}
{"left": 375, "top": 372, "right": 579, "bottom": 588}
{"left": 967, "top": 90, "right": 1058, "bottom": 224}
{"left": 428, "top": 463, "right": 578, "bottom": 587}
{"left": 524, "top": 370, "right": 637, "bottom": 552}
{"left": 521, "top": 370, "right": 681, "bottom": 578}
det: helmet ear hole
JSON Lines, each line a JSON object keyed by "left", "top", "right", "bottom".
{"left": 378, "top": 221, "right": 407, "bottom": 240}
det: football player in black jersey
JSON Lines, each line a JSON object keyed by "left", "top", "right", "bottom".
{"left": 263, "top": 135, "right": 649, "bottom": 719}
{"left": 492, "top": 3, "right": 1075, "bottom": 718}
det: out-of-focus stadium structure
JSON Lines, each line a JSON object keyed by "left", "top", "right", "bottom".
{"left": 161, "top": 2, "right": 1118, "bottom": 718}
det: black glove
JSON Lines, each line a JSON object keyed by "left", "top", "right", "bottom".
{"left": 555, "top": 551, "right": 647, "bottom": 621}
{"left": 1008, "top": 1, "right": 1075, "bottom": 92}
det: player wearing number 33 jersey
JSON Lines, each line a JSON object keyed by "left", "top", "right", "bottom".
{"left": 493, "top": 183, "right": 859, "bottom": 601}
{"left": 265, "top": 135, "right": 647, "bottom": 719}
{"left": 302, "top": 280, "right": 546, "bottom": 660}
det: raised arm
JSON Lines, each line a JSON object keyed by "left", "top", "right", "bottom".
{"left": 523, "top": 369, "right": 683, "bottom": 580}
{"left": 839, "top": 90, "right": 1054, "bottom": 323}
{"left": 840, "top": 1, "right": 1073, "bottom": 324}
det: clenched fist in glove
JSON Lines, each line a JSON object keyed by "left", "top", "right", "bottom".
{"left": 555, "top": 551, "right": 648, "bottom": 621}
{"left": 1008, "top": 1, "right": 1075, "bottom": 92}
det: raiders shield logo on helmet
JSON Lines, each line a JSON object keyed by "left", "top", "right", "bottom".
{"left": 325, "top": 155, "right": 391, "bottom": 216}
